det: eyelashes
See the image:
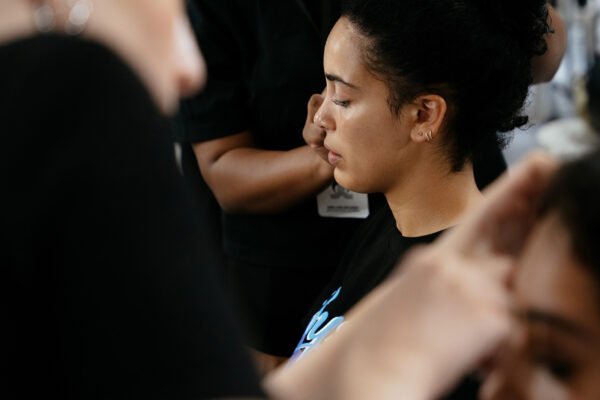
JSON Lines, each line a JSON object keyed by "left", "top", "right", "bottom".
{"left": 332, "top": 99, "right": 350, "bottom": 108}
{"left": 533, "top": 354, "right": 576, "bottom": 381}
{"left": 526, "top": 330, "right": 578, "bottom": 382}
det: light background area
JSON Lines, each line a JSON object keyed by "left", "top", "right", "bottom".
{"left": 504, "top": 0, "right": 600, "bottom": 166}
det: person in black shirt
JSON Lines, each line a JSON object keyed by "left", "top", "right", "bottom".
{"left": 298, "top": 0, "right": 557, "bottom": 348}
{"left": 0, "top": 0, "right": 267, "bottom": 397}
{"left": 295, "top": 3, "right": 559, "bottom": 398}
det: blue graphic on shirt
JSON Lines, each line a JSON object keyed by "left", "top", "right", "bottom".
{"left": 291, "top": 287, "right": 345, "bottom": 360}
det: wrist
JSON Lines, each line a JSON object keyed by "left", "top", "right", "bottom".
{"left": 334, "top": 332, "right": 435, "bottom": 400}
{"left": 264, "top": 322, "right": 435, "bottom": 400}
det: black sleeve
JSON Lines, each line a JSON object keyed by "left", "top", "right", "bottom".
{"left": 179, "top": 0, "right": 253, "bottom": 143}
{"left": 4, "top": 36, "right": 263, "bottom": 399}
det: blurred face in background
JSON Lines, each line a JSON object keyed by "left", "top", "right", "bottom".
{"left": 100, "top": 0, "right": 205, "bottom": 114}
{"left": 482, "top": 213, "right": 600, "bottom": 400}
{"left": 141, "top": 0, "right": 206, "bottom": 113}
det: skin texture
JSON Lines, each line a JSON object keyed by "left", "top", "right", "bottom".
{"left": 481, "top": 214, "right": 600, "bottom": 400}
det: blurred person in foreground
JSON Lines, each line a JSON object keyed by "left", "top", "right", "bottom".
{"left": 1, "top": 0, "right": 264, "bottom": 397}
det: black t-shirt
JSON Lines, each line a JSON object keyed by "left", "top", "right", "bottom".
{"left": 180, "top": 0, "right": 384, "bottom": 267}
{"left": 292, "top": 204, "right": 442, "bottom": 359}
{"left": 1, "top": 35, "right": 262, "bottom": 398}
{"left": 291, "top": 204, "right": 480, "bottom": 399}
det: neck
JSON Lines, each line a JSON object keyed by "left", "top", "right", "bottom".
{"left": 385, "top": 160, "right": 482, "bottom": 237}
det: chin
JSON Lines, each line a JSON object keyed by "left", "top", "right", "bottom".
{"left": 333, "top": 170, "right": 372, "bottom": 194}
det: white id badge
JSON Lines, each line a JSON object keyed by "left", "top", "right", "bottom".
{"left": 317, "top": 183, "right": 369, "bottom": 219}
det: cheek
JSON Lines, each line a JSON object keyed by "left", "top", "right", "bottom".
{"left": 171, "top": 15, "right": 206, "bottom": 94}
{"left": 481, "top": 358, "right": 568, "bottom": 400}
{"left": 573, "top": 361, "right": 600, "bottom": 399}
{"left": 336, "top": 106, "right": 380, "bottom": 152}
{"left": 527, "top": 369, "right": 570, "bottom": 400}
{"left": 140, "top": 1, "right": 180, "bottom": 57}
{"left": 140, "top": 0, "right": 177, "bottom": 31}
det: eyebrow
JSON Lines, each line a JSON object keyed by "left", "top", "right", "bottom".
{"left": 325, "top": 73, "right": 359, "bottom": 90}
{"left": 523, "top": 310, "right": 591, "bottom": 340}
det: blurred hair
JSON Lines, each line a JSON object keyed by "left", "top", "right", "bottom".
{"left": 341, "top": 0, "right": 550, "bottom": 171}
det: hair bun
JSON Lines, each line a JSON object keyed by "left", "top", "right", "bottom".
{"left": 473, "top": 0, "right": 550, "bottom": 56}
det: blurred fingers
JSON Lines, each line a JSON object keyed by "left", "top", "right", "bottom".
{"left": 438, "top": 152, "right": 558, "bottom": 257}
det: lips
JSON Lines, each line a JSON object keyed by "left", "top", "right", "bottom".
{"left": 324, "top": 142, "right": 342, "bottom": 165}
{"left": 328, "top": 151, "right": 342, "bottom": 165}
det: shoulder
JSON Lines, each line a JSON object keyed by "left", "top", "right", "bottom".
{"left": 2, "top": 35, "right": 135, "bottom": 79}
{"left": 1, "top": 34, "right": 168, "bottom": 167}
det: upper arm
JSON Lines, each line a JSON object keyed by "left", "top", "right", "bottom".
{"left": 181, "top": 1, "right": 252, "bottom": 143}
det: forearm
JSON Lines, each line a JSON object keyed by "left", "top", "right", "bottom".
{"left": 263, "top": 322, "right": 431, "bottom": 400}
{"left": 200, "top": 144, "right": 334, "bottom": 214}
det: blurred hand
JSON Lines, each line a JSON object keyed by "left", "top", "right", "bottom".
{"left": 436, "top": 151, "right": 559, "bottom": 260}
{"left": 303, "top": 93, "right": 329, "bottom": 163}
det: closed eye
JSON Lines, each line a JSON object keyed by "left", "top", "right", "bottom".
{"left": 332, "top": 99, "right": 350, "bottom": 107}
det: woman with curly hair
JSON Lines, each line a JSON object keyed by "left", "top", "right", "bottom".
{"left": 296, "top": 1, "right": 556, "bottom": 394}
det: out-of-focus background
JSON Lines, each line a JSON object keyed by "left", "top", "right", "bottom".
{"left": 505, "top": 0, "right": 600, "bottom": 164}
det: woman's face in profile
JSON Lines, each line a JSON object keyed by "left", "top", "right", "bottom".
{"left": 481, "top": 214, "right": 600, "bottom": 400}
{"left": 314, "top": 17, "right": 417, "bottom": 194}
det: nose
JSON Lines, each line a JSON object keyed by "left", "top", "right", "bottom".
{"left": 314, "top": 100, "right": 335, "bottom": 132}
{"left": 173, "top": 15, "right": 207, "bottom": 98}
{"left": 480, "top": 330, "right": 529, "bottom": 400}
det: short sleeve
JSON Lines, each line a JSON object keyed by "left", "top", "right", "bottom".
{"left": 179, "top": 0, "right": 253, "bottom": 143}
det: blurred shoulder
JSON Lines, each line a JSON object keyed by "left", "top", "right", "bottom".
{"left": 0, "top": 34, "right": 151, "bottom": 108}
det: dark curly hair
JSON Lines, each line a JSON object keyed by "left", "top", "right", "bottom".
{"left": 342, "top": 0, "right": 551, "bottom": 171}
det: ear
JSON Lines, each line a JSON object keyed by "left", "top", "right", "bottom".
{"left": 409, "top": 95, "right": 447, "bottom": 144}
